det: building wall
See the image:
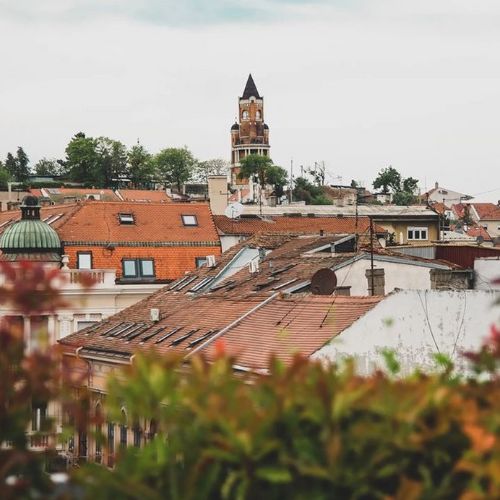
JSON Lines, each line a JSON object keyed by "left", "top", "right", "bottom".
{"left": 334, "top": 258, "right": 433, "bottom": 295}
{"left": 313, "top": 289, "right": 500, "bottom": 374}
{"left": 63, "top": 244, "right": 221, "bottom": 280}
{"left": 481, "top": 219, "right": 500, "bottom": 237}
{"left": 474, "top": 257, "right": 500, "bottom": 290}
{"left": 379, "top": 221, "right": 439, "bottom": 245}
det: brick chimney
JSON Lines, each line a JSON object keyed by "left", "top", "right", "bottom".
{"left": 365, "top": 268, "right": 385, "bottom": 295}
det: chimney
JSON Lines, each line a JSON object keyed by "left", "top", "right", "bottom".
{"left": 435, "top": 181, "right": 439, "bottom": 189}
{"left": 365, "top": 268, "right": 385, "bottom": 295}
{"left": 208, "top": 175, "right": 228, "bottom": 215}
{"left": 430, "top": 269, "right": 470, "bottom": 290}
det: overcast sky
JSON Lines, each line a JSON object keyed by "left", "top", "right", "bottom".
{"left": 0, "top": 0, "right": 499, "bottom": 200}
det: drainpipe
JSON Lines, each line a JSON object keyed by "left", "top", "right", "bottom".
{"left": 185, "top": 292, "right": 279, "bottom": 358}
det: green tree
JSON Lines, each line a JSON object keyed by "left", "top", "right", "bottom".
{"left": 0, "top": 164, "right": 11, "bottom": 190}
{"left": 4, "top": 153, "right": 17, "bottom": 178}
{"left": 293, "top": 176, "right": 332, "bottom": 205}
{"left": 154, "top": 147, "right": 196, "bottom": 193}
{"left": 33, "top": 158, "right": 63, "bottom": 176}
{"left": 65, "top": 132, "right": 100, "bottom": 185}
{"left": 265, "top": 165, "right": 288, "bottom": 198}
{"left": 238, "top": 154, "right": 273, "bottom": 188}
{"left": 127, "top": 143, "right": 154, "bottom": 187}
{"left": 95, "top": 137, "right": 128, "bottom": 188}
{"left": 372, "top": 166, "right": 401, "bottom": 194}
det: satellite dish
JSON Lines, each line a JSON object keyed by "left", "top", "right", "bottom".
{"left": 310, "top": 268, "right": 337, "bottom": 295}
{"left": 225, "top": 202, "right": 244, "bottom": 219}
{"left": 476, "top": 235, "right": 484, "bottom": 245}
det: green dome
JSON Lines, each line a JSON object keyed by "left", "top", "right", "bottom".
{"left": 0, "top": 219, "right": 61, "bottom": 252}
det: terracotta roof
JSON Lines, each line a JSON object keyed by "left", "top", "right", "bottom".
{"left": 429, "top": 202, "right": 449, "bottom": 215}
{"left": 59, "top": 287, "right": 382, "bottom": 370}
{"left": 32, "top": 187, "right": 120, "bottom": 202}
{"left": 471, "top": 203, "right": 499, "bottom": 219}
{"left": 481, "top": 206, "right": 500, "bottom": 221}
{"left": 213, "top": 215, "right": 386, "bottom": 236}
{"left": 117, "top": 189, "right": 172, "bottom": 203}
{"left": 464, "top": 225, "right": 492, "bottom": 242}
{"left": 55, "top": 201, "right": 220, "bottom": 244}
{"left": 202, "top": 295, "right": 382, "bottom": 369}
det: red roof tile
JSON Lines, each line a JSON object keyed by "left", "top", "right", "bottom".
{"left": 202, "top": 295, "right": 383, "bottom": 369}
{"left": 56, "top": 201, "right": 220, "bottom": 244}
{"left": 213, "top": 215, "right": 385, "bottom": 236}
{"left": 118, "top": 189, "right": 172, "bottom": 203}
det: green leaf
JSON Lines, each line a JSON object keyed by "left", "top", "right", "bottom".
{"left": 255, "top": 466, "right": 292, "bottom": 483}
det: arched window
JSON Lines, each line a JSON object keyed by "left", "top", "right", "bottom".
{"left": 133, "top": 422, "right": 142, "bottom": 448}
{"left": 256, "top": 110, "right": 261, "bottom": 120}
{"left": 107, "top": 422, "right": 115, "bottom": 467}
{"left": 242, "top": 110, "right": 249, "bottom": 120}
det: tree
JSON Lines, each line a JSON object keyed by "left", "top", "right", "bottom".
{"left": 265, "top": 165, "right": 288, "bottom": 198}
{"left": 127, "top": 143, "right": 154, "bottom": 187}
{"left": 65, "top": 132, "right": 100, "bottom": 185}
{"left": 238, "top": 154, "right": 273, "bottom": 188}
{"left": 34, "top": 158, "right": 63, "bottom": 176}
{"left": 95, "top": 137, "right": 128, "bottom": 188}
{"left": 154, "top": 147, "right": 196, "bottom": 193}
{"left": 372, "top": 166, "right": 401, "bottom": 194}
{"left": 16, "top": 147, "right": 30, "bottom": 183}
{"left": 0, "top": 164, "right": 11, "bottom": 190}
{"left": 293, "top": 176, "right": 333, "bottom": 205}
{"left": 4, "top": 153, "right": 17, "bottom": 178}
{"left": 193, "top": 158, "right": 229, "bottom": 184}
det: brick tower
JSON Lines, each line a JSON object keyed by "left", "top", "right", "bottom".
{"left": 230, "top": 74, "right": 270, "bottom": 188}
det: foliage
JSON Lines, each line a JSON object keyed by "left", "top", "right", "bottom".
{"left": 193, "top": 158, "right": 229, "bottom": 185}
{"left": 127, "top": 144, "right": 154, "bottom": 187}
{"left": 293, "top": 176, "right": 332, "bottom": 205}
{"left": 265, "top": 165, "right": 288, "bottom": 197}
{"left": 373, "top": 166, "right": 419, "bottom": 205}
{"left": 33, "top": 157, "right": 64, "bottom": 177}
{"left": 2, "top": 262, "right": 500, "bottom": 500}
{"left": 4, "top": 148, "right": 30, "bottom": 183}
{"left": 237, "top": 154, "right": 273, "bottom": 187}
{"left": 154, "top": 147, "right": 196, "bottom": 193}
{"left": 0, "top": 164, "right": 11, "bottom": 190}
{"left": 64, "top": 132, "right": 100, "bottom": 185}
{"left": 95, "top": 137, "right": 128, "bottom": 188}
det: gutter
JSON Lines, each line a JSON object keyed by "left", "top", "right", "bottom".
{"left": 185, "top": 292, "right": 279, "bottom": 358}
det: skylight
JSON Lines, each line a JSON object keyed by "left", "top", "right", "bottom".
{"left": 119, "top": 213, "right": 135, "bottom": 224}
{"left": 181, "top": 214, "right": 198, "bottom": 226}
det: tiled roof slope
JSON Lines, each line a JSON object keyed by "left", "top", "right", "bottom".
{"left": 56, "top": 201, "right": 220, "bottom": 244}
{"left": 202, "top": 295, "right": 382, "bottom": 369}
{"left": 481, "top": 207, "right": 500, "bottom": 221}
{"left": 117, "top": 189, "right": 172, "bottom": 203}
{"left": 32, "top": 187, "right": 120, "bottom": 203}
{"left": 471, "top": 203, "right": 499, "bottom": 219}
{"left": 0, "top": 203, "right": 80, "bottom": 236}
{"left": 213, "top": 215, "right": 386, "bottom": 236}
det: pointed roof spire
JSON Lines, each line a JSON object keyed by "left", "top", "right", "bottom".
{"left": 241, "top": 74, "right": 260, "bottom": 99}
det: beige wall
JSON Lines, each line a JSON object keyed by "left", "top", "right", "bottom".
{"left": 208, "top": 176, "right": 228, "bottom": 215}
{"left": 377, "top": 221, "right": 439, "bottom": 245}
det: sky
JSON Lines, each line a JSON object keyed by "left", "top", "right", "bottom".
{"left": 0, "top": 0, "right": 499, "bottom": 201}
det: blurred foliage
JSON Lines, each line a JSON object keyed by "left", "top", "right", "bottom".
{"left": 1, "top": 260, "right": 500, "bottom": 499}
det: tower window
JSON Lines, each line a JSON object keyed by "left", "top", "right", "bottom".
{"left": 256, "top": 110, "right": 261, "bottom": 120}
{"left": 242, "top": 110, "right": 249, "bottom": 120}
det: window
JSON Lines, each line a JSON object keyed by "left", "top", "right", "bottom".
{"left": 122, "top": 259, "right": 155, "bottom": 279}
{"left": 181, "top": 214, "right": 198, "bottom": 226}
{"left": 407, "top": 227, "right": 428, "bottom": 241}
{"left": 242, "top": 110, "right": 249, "bottom": 120}
{"left": 31, "top": 401, "right": 47, "bottom": 432}
{"left": 195, "top": 257, "right": 207, "bottom": 268}
{"left": 78, "top": 430, "right": 88, "bottom": 462}
{"left": 77, "top": 321, "right": 97, "bottom": 332}
{"left": 77, "top": 252, "right": 92, "bottom": 270}
{"left": 118, "top": 213, "right": 135, "bottom": 224}
{"left": 120, "top": 417, "right": 127, "bottom": 449}
{"left": 256, "top": 110, "right": 261, "bottom": 119}
{"left": 133, "top": 425, "right": 142, "bottom": 448}
{"left": 107, "top": 423, "right": 115, "bottom": 467}
{"left": 95, "top": 404, "right": 103, "bottom": 463}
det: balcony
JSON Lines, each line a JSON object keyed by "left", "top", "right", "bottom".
{"left": 60, "top": 269, "right": 117, "bottom": 289}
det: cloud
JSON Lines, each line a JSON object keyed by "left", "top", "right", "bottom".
{"left": 0, "top": 0, "right": 338, "bottom": 26}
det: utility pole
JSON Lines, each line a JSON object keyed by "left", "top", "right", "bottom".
{"left": 289, "top": 159, "right": 293, "bottom": 204}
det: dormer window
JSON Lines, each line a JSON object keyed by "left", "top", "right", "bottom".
{"left": 182, "top": 214, "right": 198, "bottom": 226}
{"left": 119, "top": 213, "right": 134, "bottom": 224}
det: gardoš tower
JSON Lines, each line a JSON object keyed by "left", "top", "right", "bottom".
{"left": 230, "top": 74, "right": 270, "bottom": 187}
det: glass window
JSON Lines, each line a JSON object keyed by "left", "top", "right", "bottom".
{"left": 133, "top": 425, "right": 142, "bottom": 448}
{"left": 119, "top": 213, "right": 135, "bottom": 224}
{"left": 195, "top": 257, "right": 207, "bottom": 268}
{"left": 182, "top": 215, "right": 198, "bottom": 226}
{"left": 77, "top": 321, "right": 97, "bottom": 332}
{"left": 122, "top": 260, "right": 137, "bottom": 277}
{"left": 77, "top": 252, "right": 92, "bottom": 270}
{"left": 141, "top": 260, "right": 154, "bottom": 277}
{"left": 107, "top": 423, "right": 115, "bottom": 467}
{"left": 407, "top": 227, "right": 429, "bottom": 241}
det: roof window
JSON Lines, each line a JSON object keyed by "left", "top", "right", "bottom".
{"left": 182, "top": 214, "right": 198, "bottom": 226}
{"left": 119, "top": 213, "right": 135, "bottom": 224}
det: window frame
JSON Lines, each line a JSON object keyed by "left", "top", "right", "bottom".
{"left": 118, "top": 212, "right": 135, "bottom": 225}
{"left": 77, "top": 251, "right": 92, "bottom": 270}
{"left": 121, "top": 258, "right": 155, "bottom": 280}
{"left": 195, "top": 257, "right": 207, "bottom": 268}
{"left": 407, "top": 226, "right": 429, "bottom": 241}
{"left": 181, "top": 214, "right": 198, "bottom": 227}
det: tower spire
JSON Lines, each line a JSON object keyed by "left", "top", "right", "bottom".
{"left": 241, "top": 74, "right": 260, "bottom": 99}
